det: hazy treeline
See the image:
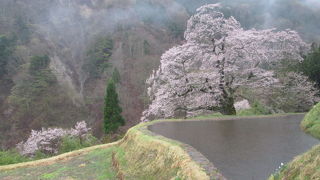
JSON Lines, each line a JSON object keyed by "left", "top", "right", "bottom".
{"left": 0, "top": 0, "right": 319, "bottom": 149}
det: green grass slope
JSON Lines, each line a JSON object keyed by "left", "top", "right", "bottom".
{"left": 0, "top": 146, "right": 118, "bottom": 180}
{"left": 301, "top": 102, "right": 320, "bottom": 139}
{"left": 0, "top": 117, "right": 222, "bottom": 180}
{"left": 269, "top": 104, "right": 320, "bottom": 180}
{"left": 269, "top": 145, "right": 320, "bottom": 180}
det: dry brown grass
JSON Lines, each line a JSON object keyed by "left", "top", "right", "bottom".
{"left": 112, "top": 152, "right": 125, "bottom": 180}
{"left": 114, "top": 123, "right": 222, "bottom": 180}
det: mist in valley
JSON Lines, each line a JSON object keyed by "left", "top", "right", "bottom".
{"left": 0, "top": 0, "right": 319, "bottom": 148}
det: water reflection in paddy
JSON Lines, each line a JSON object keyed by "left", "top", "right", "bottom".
{"left": 148, "top": 114, "right": 319, "bottom": 180}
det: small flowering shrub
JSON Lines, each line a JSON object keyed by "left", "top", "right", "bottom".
{"left": 234, "top": 99, "right": 251, "bottom": 112}
{"left": 16, "top": 121, "right": 93, "bottom": 157}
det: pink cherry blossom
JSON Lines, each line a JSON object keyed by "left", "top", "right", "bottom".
{"left": 141, "top": 4, "right": 317, "bottom": 121}
{"left": 16, "top": 121, "right": 90, "bottom": 156}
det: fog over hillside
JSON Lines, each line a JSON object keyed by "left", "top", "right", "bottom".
{"left": 0, "top": 0, "right": 319, "bottom": 148}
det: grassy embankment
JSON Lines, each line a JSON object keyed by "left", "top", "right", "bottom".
{"left": 0, "top": 117, "right": 226, "bottom": 180}
{"left": 0, "top": 144, "right": 118, "bottom": 180}
{"left": 301, "top": 103, "right": 320, "bottom": 139}
{"left": 0, "top": 109, "right": 307, "bottom": 180}
{"left": 269, "top": 103, "right": 320, "bottom": 180}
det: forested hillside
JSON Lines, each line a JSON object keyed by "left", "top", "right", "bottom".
{"left": 0, "top": 0, "right": 319, "bottom": 149}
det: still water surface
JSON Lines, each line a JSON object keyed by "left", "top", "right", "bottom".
{"left": 148, "top": 115, "right": 319, "bottom": 180}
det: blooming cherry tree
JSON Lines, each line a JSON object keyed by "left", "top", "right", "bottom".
{"left": 17, "top": 121, "right": 91, "bottom": 156}
{"left": 261, "top": 72, "right": 319, "bottom": 113}
{"left": 141, "top": 4, "right": 316, "bottom": 121}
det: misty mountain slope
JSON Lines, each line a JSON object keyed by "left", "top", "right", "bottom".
{"left": 0, "top": 0, "right": 189, "bottom": 147}
{"left": 0, "top": 0, "right": 320, "bottom": 148}
{"left": 83, "top": 24, "right": 180, "bottom": 137}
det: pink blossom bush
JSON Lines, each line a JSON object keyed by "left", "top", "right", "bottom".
{"left": 16, "top": 121, "right": 91, "bottom": 156}
{"left": 70, "top": 121, "right": 91, "bottom": 138}
{"left": 234, "top": 100, "right": 251, "bottom": 112}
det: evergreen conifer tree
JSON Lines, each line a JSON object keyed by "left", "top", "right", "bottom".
{"left": 112, "top": 68, "right": 121, "bottom": 84}
{"left": 103, "top": 79, "right": 125, "bottom": 134}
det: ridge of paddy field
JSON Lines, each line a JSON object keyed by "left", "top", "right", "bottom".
{"left": 0, "top": 113, "right": 317, "bottom": 180}
{"left": 0, "top": 114, "right": 229, "bottom": 180}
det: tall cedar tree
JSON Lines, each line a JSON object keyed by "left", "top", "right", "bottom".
{"left": 112, "top": 68, "right": 120, "bottom": 84}
{"left": 103, "top": 80, "right": 125, "bottom": 133}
